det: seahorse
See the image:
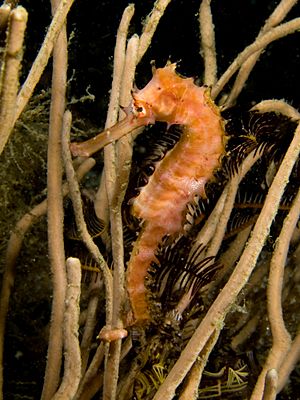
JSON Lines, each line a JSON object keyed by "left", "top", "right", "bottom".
{"left": 70, "top": 63, "right": 226, "bottom": 324}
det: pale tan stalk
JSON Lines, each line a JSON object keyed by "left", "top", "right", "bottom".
{"left": 0, "top": 4, "right": 10, "bottom": 31}
{"left": 75, "top": 337, "right": 132, "bottom": 399}
{"left": 206, "top": 150, "right": 261, "bottom": 258}
{"left": 74, "top": 343, "right": 105, "bottom": 400}
{"left": 102, "top": 35, "right": 139, "bottom": 397}
{"left": 231, "top": 314, "right": 261, "bottom": 351}
{"left": 41, "top": 1, "right": 68, "bottom": 397}
{"left": 251, "top": 99, "right": 300, "bottom": 120}
{"left": 61, "top": 110, "right": 112, "bottom": 312}
{"left": 199, "top": 0, "right": 217, "bottom": 86}
{"left": 116, "top": 34, "right": 139, "bottom": 178}
{"left": 52, "top": 258, "right": 82, "bottom": 399}
{"left": 251, "top": 186, "right": 300, "bottom": 399}
{"left": 194, "top": 185, "right": 228, "bottom": 248}
{"left": 179, "top": 329, "right": 220, "bottom": 400}
{"left": 211, "top": 18, "right": 300, "bottom": 100}
{"left": 137, "top": 0, "right": 172, "bottom": 62}
{"left": 61, "top": 109, "right": 113, "bottom": 393}
{"left": 194, "top": 151, "right": 260, "bottom": 264}
{"left": 95, "top": 4, "right": 134, "bottom": 228}
{"left": 277, "top": 328, "right": 300, "bottom": 393}
{"left": 225, "top": 0, "right": 298, "bottom": 107}
{"left": 117, "top": 359, "right": 140, "bottom": 400}
{"left": 219, "top": 225, "right": 252, "bottom": 274}
{"left": 14, "top": 0, "right": 75, "bottom": 125}
{"left": 262, "top": 369, "right": 278, "bottom": 400}
{"left": 0, "top": 6, "right": 27, "bottom": 155}
{"left": 111, "top": 33, "right": 139, "bottom": 323}
{"left": 101, "top": 6, "right": 135, "bottom": 400}
{"left": 80, "top": 276, "right": 103, "bottom": 375}
{"left": 94, "top": 172, "right": 110, "bottom": 238}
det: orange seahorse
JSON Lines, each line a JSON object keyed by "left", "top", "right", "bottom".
{"left": 70, "top": 63, "right": 226, "bottom": 324}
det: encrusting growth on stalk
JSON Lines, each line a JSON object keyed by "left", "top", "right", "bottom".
{"left": 71, "top": 63, "right": 226, "bottom": 324}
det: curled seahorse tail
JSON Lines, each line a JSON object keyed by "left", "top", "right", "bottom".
{"left": 126, "top": 223, "right": 166, "bottom": 324}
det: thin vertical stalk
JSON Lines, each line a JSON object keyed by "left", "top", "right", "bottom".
{"left": 101, "top": 6, "right": 135, "bottom": 400}
{"left": 52, "top": 258, "right": 82, "bottom": 399}
{"left": 225, "top": 0, "right": 298, "bottom": 107}
{"left": 41, "top": 0, "right": 68, "bottom": 398}
{"left": 0, "top": 6, "right": 27, "bottom": 155}
{"left": 211, "top": 18, "right": 300, "bottom": 100}
{"left": 137, "top": 0, "right": 172, "bottom": 62}
{"left": 14, "top": 0, "right": 75, "bottom": 124}
{"left": 251, "top": 187, "right": 300, "bottom": 399}
{"left": 199, "top": 0, "right": 217, "bottom": 86}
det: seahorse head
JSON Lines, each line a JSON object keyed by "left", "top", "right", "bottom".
{"left": 70, "top": 63, "right": 201, "bottom": 157}
{"left": 131, "top": 63, "right": 196, "bottom": 125}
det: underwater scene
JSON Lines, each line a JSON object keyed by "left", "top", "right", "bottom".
{"left": 0, "top": 0, "right": 300, "bottom": 399}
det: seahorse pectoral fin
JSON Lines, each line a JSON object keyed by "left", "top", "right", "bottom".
{"left": 70, "top": 113, "right": 147, "bottom": 157}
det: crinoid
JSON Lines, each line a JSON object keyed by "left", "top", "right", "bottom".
{"left": 0, "top": 1, "right": 300, "bottom": 400}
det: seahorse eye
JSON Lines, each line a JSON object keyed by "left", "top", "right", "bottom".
{"left": 132, "top": 103, "right": 146, "bottom": 117}
{"left": 132, "top": 100, "right": 151, "bottom": 118}
{"left": 131, "top": 100, "right": 155, "bottom": 125}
